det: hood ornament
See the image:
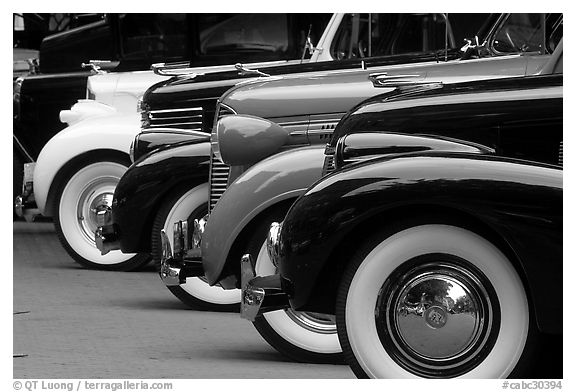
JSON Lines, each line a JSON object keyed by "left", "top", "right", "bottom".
{"left": 151, "top": 62, "right": 204, "bottom": 78}
{"left": 235, "top": 63, "right": 270, "bottom": 77}
{"left": 81, "top": 60, "right": 119, "bottom": 74}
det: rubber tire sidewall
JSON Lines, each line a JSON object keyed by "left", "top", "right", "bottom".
{"left": 151, "top": 183, "right": 240, "bottom": 312}
{"left": 337, "top": 224, "right": 530, "bottom": 378}
{"left": 53, "top": 155, "right": 150, "bottom": 271}
{"left": 253, "top": 240, "right": 343, "bottom": 363}
{"left": 245, "top": 205, "right": 344, "bottom": 363}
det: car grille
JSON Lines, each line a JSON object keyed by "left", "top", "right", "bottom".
{"left": 217, "top": 103, "right": 236, "bottom": 118}
{"left": 322, "top": 154, "right": 336, "bottom": 176}
{"left": 208, "top": 102, "right": 237, "bottom": 211}
{"left": 559, "top": 141, "right": 563, "bottom": 166}
{"left": 143, "top": 106, "right": 203, "bottom": 131}
{"left": 209, "top": 153, "right": 230, "bottom": 211}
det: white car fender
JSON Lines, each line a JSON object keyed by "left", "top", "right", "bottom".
{"left": 34, "top": 113, "right": 140, "bottom": 216}
{"left": 59, "top": 99, "right": 117, "bottom": 126}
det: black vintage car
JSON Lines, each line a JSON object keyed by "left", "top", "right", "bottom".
{"left": 241, "top": 72, "right": 562, "bottom": 378}
{"left": 13, "top": 13, "right": 330, "bottom": 201}
{"left": 99, "top": 14, "right": 497, "bottom": 313}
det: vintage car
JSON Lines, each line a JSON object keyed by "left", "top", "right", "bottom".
{"left": 16, "top": 13, "right": 332, "bottom": 269}
{"left": 156, "top": 17, "right": 563, "bottom": 361}
{"left": 101, "top": 13, "right": 499, "bottom": 307}
{"left": 195, "top": 65, "right": 562, "bottom": 363}
{"left": 255, "top": 152, "right": 562, "bottom": 378}
{"left": 14, "top": 13, "right": 330, "bottom": 159}
{"left": 13, "top": 13, "right": 330, "bottom": 218}
{"left": 231, "top": 70, "right": 563, "bottom": 377}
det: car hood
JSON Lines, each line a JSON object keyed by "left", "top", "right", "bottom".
{"left": 220, "top": 70, "right": 382, "bottom": 119}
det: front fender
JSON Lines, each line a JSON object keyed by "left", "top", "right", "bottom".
{"left": 34, "top": 113, "right": 140, "bottom": 215}
{"left": 279, "top": 152, "right": 562, "bottom": 333}
{"left": 202, "top": 145, "right": 326, "bottom": 285}
{"left": 113, "top": 141, "right": 210, "bottom": 253}
{"left": 59, "top": 99, "right": 117, "bottom": 126}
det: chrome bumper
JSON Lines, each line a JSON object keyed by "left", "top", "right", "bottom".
{"left": 14, "top": 162, "right": 40, "bottom": 222}
{"left": 240, "top": 254, "right": 289, "bottom": 321}
{"left": 159, "top": 219, "right": 205, "bottom": 287}
{"left": 94, "top": 208, "right": 120, "bottom": 255}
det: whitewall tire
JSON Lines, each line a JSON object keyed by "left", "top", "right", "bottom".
{"left": 252, "top": 237, "right": 343, "bottom": 363}
{"left": 151, "top": 183, "right": 240, "bottom": 311}
{"left": 53, "top": 156, "right": 150, "bottom": 270}
{"left": 336, "top": 224, "right": 532, "bottom": 378}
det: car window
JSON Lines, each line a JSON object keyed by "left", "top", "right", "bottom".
{"left": 118, "top": 14, "right": 188, "bottom": 61}
{"left": 198, "top": 14, "right": 289, "bottom": 56}
{"left": 331, "top": 13, "right": 458, "bottom": 60}
{"left": 491, "top": 13, "right": 562, "bottom": 54}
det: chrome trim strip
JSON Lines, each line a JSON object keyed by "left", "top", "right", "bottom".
{"left": 149, "top": 107, "right": 203, "bottom": 114}
{"left": 147, "top": 123, "right": 203, "bottom": 129}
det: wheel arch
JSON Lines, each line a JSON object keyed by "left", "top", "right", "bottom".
{"left": 303, "top": 203, "right": 535, "bottom": 325}
{"left": 44, "top": 149, "right": 130, "bottom": 217}
{"left": 223, "top": 197, "right": 298, "bottom": 285}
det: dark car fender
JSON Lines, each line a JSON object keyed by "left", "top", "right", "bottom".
{"left": 113, "top": 140, "right": 210, "bottom": 253}
{"left": 279, "top": 152, "right": 562, "bottom": 334}
{"left": 202, "top": 145, "right": 326, "bottom": 285}
{"left": 202, "top": 133, "right": 492, "bottom": 285}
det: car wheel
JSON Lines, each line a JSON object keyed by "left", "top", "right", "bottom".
{"left": 13, "top": 148, "right": 24, "bottom": 221}
{"left": 53, "top": 155, "right": 150, "bottom": 270}
{"left": 336, "top": 223, "right": 533, "bottom": 378}
{"left": 248, "top": 209, "right": 343, "bottom": 364}
{"left": 151, "top": 183, "right": 240, "bottom": 311}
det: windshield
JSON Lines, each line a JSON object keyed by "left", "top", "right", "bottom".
{"left": 491, "top": 13, "right": 563, "bottom": 54}
{"left": 330, "top": 13, "right": 487, "bottom": 60}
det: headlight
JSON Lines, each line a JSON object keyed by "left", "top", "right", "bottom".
{"left": 211, "top": 102, "right": 237, "bottom": 163}
{"left": 213, "top": 115, "right": 289, "bottom": 166}
{"left": 129, "top": 139, "right": 135, "bottom": 163}
{"left": 210, "top": 116, "right": 222, "bottom": 162}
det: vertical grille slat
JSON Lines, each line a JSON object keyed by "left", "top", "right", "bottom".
{"left": 559, "top": 141, "right": 563, "bottom": 166}
{"left": 209, "top": 153, "right": 230, "bottom": 211}
{"left": 208, "top": 102, "right": 238, "bottom": 212}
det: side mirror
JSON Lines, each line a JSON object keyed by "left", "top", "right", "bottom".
{"left": 460, "top": 36, "right": 487, "bottom": 60}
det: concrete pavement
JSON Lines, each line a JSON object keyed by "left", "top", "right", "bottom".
{"left": 13, "top": 221, "right": 353, "bottom": 379}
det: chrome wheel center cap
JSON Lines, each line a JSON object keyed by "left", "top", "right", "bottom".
{"left": 423, "top": 305, "right": 447, "bottom": 329}
{"left": 376, "top": 258, "right": 498, "bottom": 377}
{"left": 394, "top": 273, "right": 481, "bottom": 359}
{"left": 88, "top": 193, "right": 114, "bottom": 227}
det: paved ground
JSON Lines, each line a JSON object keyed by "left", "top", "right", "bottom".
{"left": 13, "top": 221, "right": 353, "bottom": 379}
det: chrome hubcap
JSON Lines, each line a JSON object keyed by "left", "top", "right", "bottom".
{"left": 285, "top": 309, "right": 337, "bottom": 334}
{"left": 77, "top": 179, "right": 116, "bottom": 244}
{"left": 376, "top": 256, "right": 499, "bottom": 377}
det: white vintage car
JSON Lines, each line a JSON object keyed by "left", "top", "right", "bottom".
{"left": 22, "top": 13, "right": 348, "bottom": 269}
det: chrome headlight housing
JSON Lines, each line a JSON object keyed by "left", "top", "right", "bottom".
{"left": 266, "top": 222, "right": 283, "bottom": 268}
{"left": 210, "top": 120, "right": 222, "bottom": 163}
{"left": 211, "top": 102, "right": 237, "bottom": 163}
{"left": 13, "top": 76, "right": 24, "bottom": 120}
{"left": 129, "top": 139, "right": 135, "bottom": 163}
